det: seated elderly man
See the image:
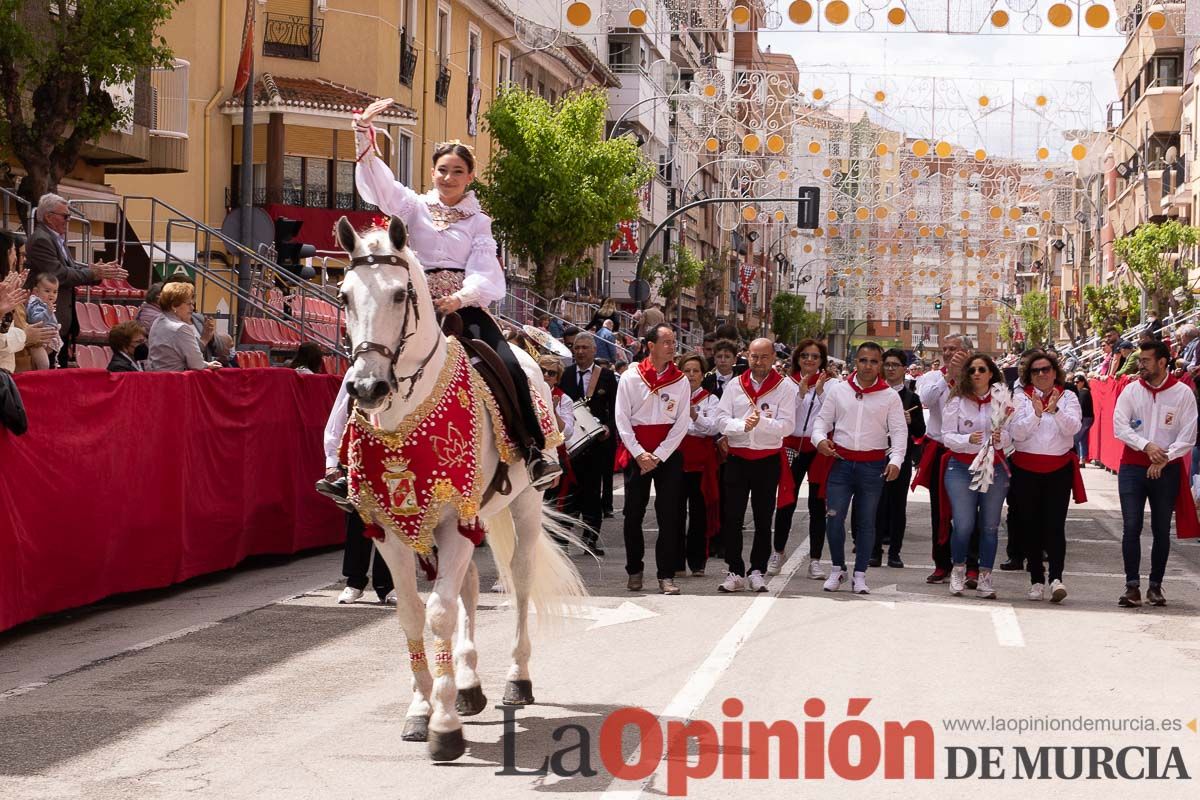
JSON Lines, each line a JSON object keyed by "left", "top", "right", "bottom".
{"left": 148, "top": 282, "right": 221, "bottom": 372}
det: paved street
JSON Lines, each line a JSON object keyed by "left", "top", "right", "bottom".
{"left": 2, "top": 466, "right": 1199, "bottom": 799}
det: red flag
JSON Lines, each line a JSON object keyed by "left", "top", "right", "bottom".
{"left": 232, "top": 0, "right": 256, "bottom": 96}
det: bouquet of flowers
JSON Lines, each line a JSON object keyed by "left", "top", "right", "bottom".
{"left": 969, "top": 382, "right": 1016, "bottom": 493}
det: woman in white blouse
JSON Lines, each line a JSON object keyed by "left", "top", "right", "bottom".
{"left": 353, "top": 98, "right": 556, "bottom": 485}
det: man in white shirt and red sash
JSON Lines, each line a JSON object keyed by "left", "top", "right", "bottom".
{"left": 714, "top": 338, "right": 799, "bottom": 593}
{"left": 913, "top": 334, "right": 980, "bottom": 585}
{"left": 1113, "top": 339, "right": 1199, "bottom": 608}
{"left": 615, "top": 324, "right": 692, "bottom": 595}
{"left": 812, "top": 342, "right": 907, "bottom": 595}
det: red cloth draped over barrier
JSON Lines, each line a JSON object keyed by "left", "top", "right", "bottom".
{"left": 1088, "top": 376, "right": 1130, "bottom": 472}
{"left": 0, "top": 369, "right": 343, "bottom": 633}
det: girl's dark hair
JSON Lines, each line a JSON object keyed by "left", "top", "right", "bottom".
{"left": 1019, "top": 349, "right": 1066, "bottom": 387}
{"left": 0, "top": 231, "right": 24, "bottom": 278}
{"left": 951, "top": 353, "right": 1004, "bottom": 398}
{"left": 432, "top": 141, "right": 475, "bottom": 173}
{"left": 290, "top": 342, "right": 325, "bottom": 373}
{"left": 791, "top": 338, "right": 828, "bottom": 372}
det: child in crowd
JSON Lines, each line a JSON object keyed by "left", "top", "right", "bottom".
{"left": 26, "top": 273, "right": 63, "bottom": 370}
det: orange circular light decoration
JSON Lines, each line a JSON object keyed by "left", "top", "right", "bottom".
{"left": 1041, "top": 210, "right": 1053, "bottom": 221}
{"left": 906, "top": 209, "right": 919, "bottom": 221}
{"left": 814, "top": 227, "right": 824, "bottom": 237}
{"left": 775, "top": 210, "right": 787, "bottom": 221}
{"left": 808, "top": 141, "right": 822, "bottom": 154}
{"left": 1071, "top": 143, "right": 1088, "bottom": 160}
{"left": 778, "top": 170, "right": 790, "bottom": 181}
{"left": 874, "top": 206, "right": 888, "bottom": 220}
{"left": 887, "top": 7, "right": 905, "bottom": 25}
{"left": 790, "top": 229, "right": 800, "bottom": 238}
{"left": 1084, "top": 4, "right": 1110, "bottom": 29}
{"left": 989, "top": 206, "right": 1003, "bottom": 219}
{"left": 1026, "top": 226, "right": 1038, "bottom": 237}
{"left": 855, "top": 206, "right": 870, "bottom": 221}
{"left": 1036, "top": 95, "right": 1048, "bottom": 107}
{"left": 935, "top": 225, "right": 946, "bottom": 237}
{"left": 822, "top": 168, "right": 833, "bottom": 178}
{"left": 1008, "top": 207, "right": 1022, "bottom": 220}
{"left": 853, "top": 229, "right": 863, "bottom": 238}
{"left": 1047, "top": 3, "right": 1072, "bottom": 27}
{"left": 825, "top": 0, "right": 850, "bottom": 25}
{"left": 874, "top": 90, "right": 887, "bottom": 102}
{"left": 919, "top": 226, "right": 931, "bottom": 237}
{"left": 812, "top": 88, "right": 825, "bottom": 100}
{"left": 1044, "top": 170, "right": 1055, "bottom": 180}
{"left": 788, "top": 1, "right": 813, "bottom": 24}
{"left": 566, "top": 2, "right": 591, "bottom": 26}
{"left": 1147, "top": 11, "right": 1166, "bottom": 30}
{"left": 743, "top": 133, "right": 761, "bottom": 151}
{"left": 961, "top": 210, "right": 971, "bottom": 220}
{"left": 803, "top": 244, "right": 813, "bottom": 252}
{"left": 766, "top": 134, "right": 786, "bottom": 154}
{"left": 876, "top": 143, "right": 890, "bottom": 156}
{"left": 705, "top": 137, "right": 720, "bottom": 152}
{"left": 912, "top": 140, "right": 930, "bottom": 157}
{"left": 703, "top": 84, "right": 717, "bottom": 98}
{"left": 975, "top": 149, "right": 987, "bottom": 162}
{"left": 828, "top": 226, "right": 840, "bottom": 237}
{"left": 1036, "top": 146, "right": 1050, "bottom": 160}
{"left": 991, "top": 10, "right": 1009, "bottom": 27}
{"left": 826, "top": 210, "right": 838, "bottom": 221}
{"left": 742, "top": 206, "right": 758, "bottom": 221}
{"left": 910, "top": 168, "right": 921, "bottom": 178}
{"left": 979, "top": 96, "right": 989, "bottom": 107}
{"left": 935, "top": 141, "right": 952, "bottom": 158}
{"left": 628, "top": 8, "right": 648, "bottom": 27}
{"left": 730, "top": 4, "right": 752, "bottom": 25}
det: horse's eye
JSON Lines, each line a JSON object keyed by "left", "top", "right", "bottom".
{"left": 393, "top": 289, "right": 407, "bottom": 304}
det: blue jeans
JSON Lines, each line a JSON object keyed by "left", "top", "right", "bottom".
{"left": 824, "top": 458, "right": 887, "bottom": 573}
{"left": 1075, "top": 417, "right": 1094, "bottom": 462}
{"left": 1118, "top": 463, "right": 1178, "bottom": 587}
{"left": 943, "top": 458, "right": 1009, "bottom": 570}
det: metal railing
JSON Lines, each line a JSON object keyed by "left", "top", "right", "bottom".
{"left": 263, "top": 14, "right": 324, "bottom": 61}
{"left": 399, "top": 29, "right": 418, "bottom": 86}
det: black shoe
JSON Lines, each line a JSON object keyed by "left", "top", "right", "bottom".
{"left": 1118, "top": 586, "right": 1143, "bottom": 607}
{"left": 1146, "top": 584, "right": 1166, "bottom": 606}
{"left": 584, "top": 536, "right": 605, "bottom": 557}
{"left": 999, "top": 559, "right": 1024, "bottom": 571}
{"left": 315, "top": 476, "right": 356, "bottom": 513}
{"left": 603, "top": 510, "right": 614, "bottom": 519}
{"left": 868, "top": 556, "right": 882, "bottom": 568}
{"left": 887, "top": 557, "right": 904, "bottom": 569}
{"left": 527, "top": 452, "right": 563, "bottom": 490}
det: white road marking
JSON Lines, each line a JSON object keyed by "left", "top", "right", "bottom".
{"left": 989, "top": 605, "right": 1026, "bottom": 647}
{"left": 499, "top": 599, "right": 658, "bottom": 630}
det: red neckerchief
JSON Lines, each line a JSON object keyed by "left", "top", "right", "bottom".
{"left": 967, "top": 390, "right": 992, "bottom": 408}
{"left": 552, "top": 386, "right": 564, "bottom": 400}
{"left": 1141, "top": 375, "right": 1179, "bottom": 397}
{"left": 638, "top": 357, "right": 683, "bottom": 392}
{"left": 939, "top": 366, "right": 956, "bottom": 388}
{"left": 791, "top": 370, "right": 820, "bottom": 388}
{"left": 1022, "top": 383, "right": 1064, "bottom": 402}
{"left": 691, "top": 387, "right": 710, "bottom": 404}
{"left": 847, "top": 372, "right": 888, "bottom": 397}
{"left": 740, "top": 369, "right": 784, "bottom": 404}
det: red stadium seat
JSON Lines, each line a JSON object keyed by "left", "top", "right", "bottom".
{"left": 79, "top": 303, "right": 105, "bottom": 342}
{"left": 255, "top": 350, "right": 269, "bottom": 368}
{"left": 99, "top": 304, "right": 119, "bottom": 329}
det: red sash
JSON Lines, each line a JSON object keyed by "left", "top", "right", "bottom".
{"left": 681, "top": 435, "right": 721, "bottom": 539}
{"left": 783, "top": 434, "right": 812, "bottom": 452}
{"left": 1120, "top": 446, "right": 1200, "bottom": 539}
{"left": 911, "top": 439, "right": 945, "bottom": 491}
{"left": 615, "top": 423, "right": 674, "bottom": 471}
{"left": 807, "top": 444, "right": 888, "bottom": 499}
{"left": 1011, "top": 451, "right": 1087, "bottom": 504}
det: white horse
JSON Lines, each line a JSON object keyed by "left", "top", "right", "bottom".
{"left": 335, "top": 215, "right": 585, "bottom": 762}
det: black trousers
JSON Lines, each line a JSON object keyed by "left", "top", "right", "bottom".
{"left": 872, "top": 459, "right": 913, "bottom": 561}
{"left": 1009, "top": 463, "right": 1072, "bottom": 584}
{"left": 623, "top": 451, "right": 683, "bottom": 579}
{"left": 343, "top": 512, "right": 394, "bottom": 597}
{"left": 676, "top": 470, "right": 709, "bottom": 573}
{"left": 458, "top": 306, "right": 545, "bottom": 450}
{"left": 567, "top": 441, "right": 606, "bottom": 539}
{"left": 723, "top": 454, "right": 781, "bottom": 577}
{"left": 773, "top": 448, "right": 826, "bottom": 557}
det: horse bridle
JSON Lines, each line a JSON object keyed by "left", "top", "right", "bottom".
{"left": 345, "top": 252, "right": 440, "bottom": 402}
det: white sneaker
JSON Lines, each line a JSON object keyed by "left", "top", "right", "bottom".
{"left": 748, "top": 570, "right": 768, "bottom": 592}
{"left": 807, "top": 559, "right": 827, "bottom": 580}
{"left": 382, "top": 590, "right": 398, "bottom": 605}
{"left": 337, "top": 586, "right": 364, "bottom": 604}
{"left": 1049, "top": 579, "right": 1067, "bottom": 604}
{"left": 822, "top": 567, "right": 846, "bottom": 592}
{"left": 949, "top": 564, "right": 966, "bottom": 596}
{"left": 717, "top": 572, "right": 746, "bottom": 593}
{"left": 490, "top": 579, "right": 505, "bottom": 593}
{"left": 766, "top": 551, "right": 783, "bottom": 576}
{"left": 852, "top": 571, "right": 870, "bottom": 595}
{"left": 1028, "top": 583, "right": 1045, "bottom": 601}
{"left": 976, "top": 570, "right": 996, "bottom": 599}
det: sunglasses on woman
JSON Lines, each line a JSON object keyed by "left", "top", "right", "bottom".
{"left": 1030, "top": 365, "right": 1054, "bottom": 375}
{"left": 968, "top": 365, "right": 990, "bottom": 375}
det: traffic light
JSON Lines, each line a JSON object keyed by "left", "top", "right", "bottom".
{"left": 934, "top": 294, "right": 943, "bottom": 311}
{"left": 797, "top": 186, "right": 820, "bottom": 229}
{"left": 274, "top": 217, "right": 318, "bottom": 278}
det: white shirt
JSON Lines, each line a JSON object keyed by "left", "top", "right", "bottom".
{"left": 790, "top": 375, "right": 836, "bottom": 438}
{"left": 323, "top": 379, "right": 352, "bottom": 469}
{"left": 0, "top": 322, "right": 27, "bottom": 373}
{"left": 355, "top": 144, "right": 505, "bottom": 308}
{"left": 555, "top": 390, "right": 575, "bottom": 442}
{"left": 916, "top": 369, "right": 953, "bottom": 443}
{"left": 574, "top": 363, "right": 595, "bottom": 396}
{"left": 688, "top": 390, "right": 721, "bottom": 437}
{"left": 943, "top": 392, "right": 1013, "bottom": 455}
{"left": 1009, "top": 386, "right": 1082, "bottom": 456}
{"left": 1113, "top": 377, "right": 1198, "bottom": 463}
{"left": 812, "top": 379, "right": 907, "bottom": 468}
{"left": 615, "top": 363, "right": 691, "bottom": 462}
{"left": 715, "top": 372, "right": 798, "bottom": 452}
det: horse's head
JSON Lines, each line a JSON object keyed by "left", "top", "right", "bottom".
{"left": 336, "top": 215, "right": 437, "bottom": 411}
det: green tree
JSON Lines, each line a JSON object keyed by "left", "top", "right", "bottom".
{"left": 1017, "top": 290, "right": 1052, "bottom": 348}
{"left": 771, "top": 291, "right": 832, "bottom": 343}
{"left": 694, "top": 250, "right": 727, "bottom": 331}
{"left": 1112, "top": 220, "right": 1200, "bottom": 317}
{"left": 478, "top": 87, "right": 654, "bottom": 296}
{"left": 1083, "top": 282, "right": 1141, "bottom": 335}
{"left": 0, "top": 0, "right": 179, "bottom": 207}
{"left": 642, "top": 244, "right": 703, "bottom": 319}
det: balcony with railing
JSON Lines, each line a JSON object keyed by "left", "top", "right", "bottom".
{"left": 263, "top": 14, "right": 324, "bottom": 62}
{"left": 434, "top": 62, "right": 451, "bottom": 106}
{"left": 399, "top": 28, "right": 418, "bottom": 87}
{"left": 109, "top": 59, "right": 190, "bottom": 174}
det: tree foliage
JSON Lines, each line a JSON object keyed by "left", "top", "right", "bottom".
{"left": 1112, "top": 220, "right": 1200, "bottom": 317}
{"left": 1017, "top": 290, "right": 1052, "bottom": 348}
{"left": 478, "top": 87, "right": 655, "bottom": 296}
{"left": 1083, "top": 282, "right": 1141, "bottom": 335}
{"left": 771, "top": 292, "right": 832, "bottom": 343}
{"left": 642, "top": 244, "right": 703, "bottom": 318}
{"left": 0, "top": 0, "right": 179, "bottom": 205}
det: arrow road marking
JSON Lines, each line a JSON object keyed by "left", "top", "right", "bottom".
{"left": 497, "top": 599, "right": 658, "bottom": 630}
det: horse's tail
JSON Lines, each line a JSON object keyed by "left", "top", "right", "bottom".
{"left": 485, "top": 503, "right": 587, "bottom": 628}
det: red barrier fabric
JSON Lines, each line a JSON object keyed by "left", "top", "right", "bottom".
{"left": 1087, "top": 376, "right": 1131, "bottom": 472}
{"left": 0, "top": 369, "right": 343, "bottom": 633}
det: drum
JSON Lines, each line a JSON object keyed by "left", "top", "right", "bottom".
{"left": 565, "top": 400, "right": 606, "bottom": 457}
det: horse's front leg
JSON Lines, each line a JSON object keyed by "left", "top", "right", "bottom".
{"left": 453, "top": 557, "right": 487, "bottom": 716}
{"left": 374, "top": 535, "right": 433, "bottom": 742}
{"left": 503, "top": 490, "right": 543, "bottom": 706}
{"left": 425, "top": 526, "right": 475, "bottom": 761}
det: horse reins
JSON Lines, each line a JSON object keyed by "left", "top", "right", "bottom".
{"left": 346, "top": 252, "right": 439, "bottom": 402}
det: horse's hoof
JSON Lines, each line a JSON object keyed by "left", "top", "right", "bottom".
{"left": 502, "top": 679, "right": 535, "bottom": 706}
{"left": 401, "top": 715, "right": 429, "bottom": 742}
{"left": 456, "top": 685, "right": 488, "bottom": 717}
{"left": 428, "top": 728, "right": 467, "bottom": 762}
